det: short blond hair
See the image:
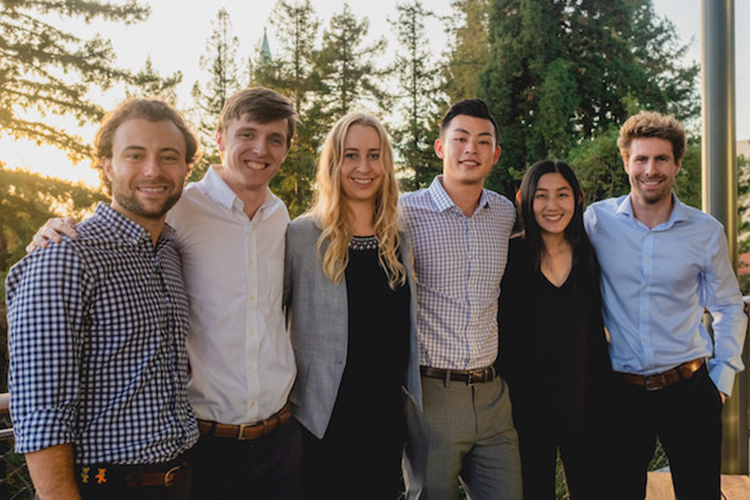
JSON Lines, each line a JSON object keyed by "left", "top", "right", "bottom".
{"left": 617, "top": 111, "right": 686, "bottom": 163}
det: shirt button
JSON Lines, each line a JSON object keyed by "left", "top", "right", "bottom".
{"left": 642, "top": 312, "right": 648, "bottom": 317}
{"left": 643, "top": 285, "right": 648, "bottom": 290}
{"left": 250, "top": 331, "right": 255, "bottom": 337}
{"left": 249, "top": 365, "right": 254, "bottom": 372}
{"left": 251, "top": 401, "right": 256, "bottom": 407}
{"left": 250, "top": 295, "right": 255, "bottom": 301}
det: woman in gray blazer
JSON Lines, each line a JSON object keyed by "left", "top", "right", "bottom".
{"left": 284, "top": 112, "right": 421, "bottom": 498}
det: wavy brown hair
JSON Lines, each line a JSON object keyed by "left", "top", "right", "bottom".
{"left": 309, "top": 112, "right": 406, "bottom": 289}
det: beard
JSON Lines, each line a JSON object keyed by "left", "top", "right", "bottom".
{"left": 111, "top": 179, "right": 182, "bottom": 220}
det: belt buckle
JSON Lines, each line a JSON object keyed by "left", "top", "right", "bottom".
{"left": 163, "top": 465, "right": 181, "bottom": 487}
{"left": 643, "top": 374, "right": 663, "bottom": 391}
{"left": 237, "top": 423, "right": 253, "bottom": 440}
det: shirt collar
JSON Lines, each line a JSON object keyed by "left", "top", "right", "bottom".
{"left": 95, "top": 203, "right": 175, "bottom": 248}
{"left": 427, "top": 176, "right": 491, "bottom": 214}
{"left": 199, "top": 166, "right": 280, "bottom": 220}
{"left": 617, "top": 192, "right": 689, "bottom": 229}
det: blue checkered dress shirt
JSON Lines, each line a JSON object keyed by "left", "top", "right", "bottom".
{"left": 6, "top": 203, "right": 198, "bottom": 464}
{"left": 400, "top": 177, "right": 516, "bottom": 369}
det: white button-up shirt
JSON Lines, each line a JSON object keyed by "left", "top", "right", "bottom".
{"left": 168, "top": 166, "right": 295, "bottom": 424}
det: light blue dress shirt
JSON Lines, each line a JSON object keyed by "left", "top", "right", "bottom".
{"left": 584, "top": 194, "right": 747, "bottom": 396}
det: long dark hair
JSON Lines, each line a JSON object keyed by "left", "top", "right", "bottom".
{"left": 516, "top": 159, "right": 600, "bottom": 289}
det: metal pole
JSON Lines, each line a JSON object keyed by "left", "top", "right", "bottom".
{"left": 701, "top": 0, "right": 748, "bottom": 475}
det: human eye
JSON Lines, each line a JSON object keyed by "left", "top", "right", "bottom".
{"left": 345, "top": 152, "right": 358, "bottom": 159}
{"left": 368, "top": 152, "right": 380, "bottom": 160}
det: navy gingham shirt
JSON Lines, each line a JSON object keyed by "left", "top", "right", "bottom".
{"left": 7, "top": 203, "right": 198, "bottom": 464}
{"left": 400, "top": 177, "right": 516, "bottom": 369}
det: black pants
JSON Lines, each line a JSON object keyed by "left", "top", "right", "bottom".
{"left": 190, "top": 417, "right": 302, "bottom": 500}
{"left": 608, "top": 365, "right": 723, "bottom": 500}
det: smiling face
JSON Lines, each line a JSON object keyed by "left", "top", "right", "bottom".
{"left": 532, "top": 172, "right": 576, "bottom": 237}
{"left": 216, "top": 113, "right": 289, "bottom": 195}
{"left": 435, "top": 114, "right": 501, "bottom": 189}
{"left": 103, "top": 118, "right": 188, "bottom": 227}
{"left": 340, "top": 124, "right": 385, "bottom": 207}
{"left": 624, "top": 137, "right": 681, "bottom": 209}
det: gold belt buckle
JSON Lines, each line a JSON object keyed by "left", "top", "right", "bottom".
{"left": 163, "top": 465, "right": 181, "bottom": 487}
{"left": 237, "top": 423, "right": 254, "bottom": 440}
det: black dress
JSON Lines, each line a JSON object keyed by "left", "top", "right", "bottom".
{"left": 300, "top": 235, "right": 411, "bottom": 499}
{"left": 497, "top": 236, "right": 612, "bottom": 500}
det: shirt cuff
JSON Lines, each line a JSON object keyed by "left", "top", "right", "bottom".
{"left": 13, "top": 408, "right": 76, "bottom": 454}
{"left": 709, "top": 363, "right": 736, "bottom": 397}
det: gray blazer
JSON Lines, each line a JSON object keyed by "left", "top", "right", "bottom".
{"left": 283, "top": 214, "right": 423, "bottom": 439}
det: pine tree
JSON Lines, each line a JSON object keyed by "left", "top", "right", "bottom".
{"left": 443, "top": 0, "right": 492, "bottom": 103}
{"left": 126, "top": 57, "right": 183, "bottom": 105}
{"left": 315, "top": 4, "right": 389, "bottom": 124}
{"left": 390, "top": 0, "right": 442, "bottom": 190}
{"left": 191, "top": 8, "right": 244, "bottom": 180}
{"left": 0, "top": 0, "right": 150, "bottom": 161}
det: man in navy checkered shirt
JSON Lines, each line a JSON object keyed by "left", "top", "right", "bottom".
{"left": 401, "top": 99, "right": 522, "bottom": 500}
{"left": 6, "top": 99, "right": 200, "bottom": 499}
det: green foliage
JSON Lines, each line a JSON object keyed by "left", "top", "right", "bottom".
{"left": 0, "top": 167, "right": 107, "bottom": 274}
{"left": 390, "top": 0, "right": 442, "bottom": 190}
{"left": 315, "top": 4, "right": 390, "bottom": 125}
{"left": 125, "top": 56, "right": 183, "bottom": 105}
{"left": 566, "top": 127, "right": 628, "bottom": 203}
{"left": 479, "top": 0, "right": 700, "bottom": 198}
{"left": 0, "top": 0, "right": 151, "bottom": 162}
{"left": 190, "top": 8, "right": 244, "bottom": 181}
{"left": 442, "top": 0, "right": 491, "bottom": 102}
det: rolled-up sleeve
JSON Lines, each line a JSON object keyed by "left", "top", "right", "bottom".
{"left": 7, "top": 243, "right": 88, "bottom": 453}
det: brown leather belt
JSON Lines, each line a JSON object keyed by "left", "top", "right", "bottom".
{"left": 616, "top": 358, "right": 705, "bottom": 391}
{"left": 420, "top": 365, "right": 497, "bottom": 385}
{"left": 198, "top": 403, "right": 292, "bottom": 440}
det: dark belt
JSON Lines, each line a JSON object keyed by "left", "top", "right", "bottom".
{"left": 198, "top": 403, "right": 292, "bottom": 440}
{"left": 616, "top": 358, "right": 705, "bottom": 391}
{"left": 76, "top": 458, "right": 188, "bottom": 488}
{"left": 420, "top": 365, "right": 497, "bottom": 385}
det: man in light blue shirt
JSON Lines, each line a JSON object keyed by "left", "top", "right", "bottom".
{"left": 584, "top": 111, "right": 747, "bottom": 500}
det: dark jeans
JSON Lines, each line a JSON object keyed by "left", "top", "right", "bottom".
{"left": 608, "top": 365, "right": 723, "bottom": 500}
{"left": 191, "top": 417, "right": 302, "bottom": 500}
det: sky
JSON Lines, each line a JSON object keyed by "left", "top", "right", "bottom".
{"left": 1, "top": 0, "right": 748, "bottom": 188}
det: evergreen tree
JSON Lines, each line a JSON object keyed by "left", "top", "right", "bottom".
{"left": 390, "top": 0, "right": 442, "bottom": 189}
{"left": 267, "top": 0, "right": 320, "bottom": 115}
{"left": 191, "top": 8, "right": 244, "bottom": 180}
{"left": 0, "top": 0, "right": 150, "bottom": 161}
{"left": 443, "top": 0, "right": 491, "bottom": 103}
{"left": 126, "top": 56, "right": 183, "bottom": 105}
{"left": 479, "top": 0, "right": 699, "bottom": 197}
{"left": 315, "top": 4, "right": 389, "bottom": 124}
{"left": 262, "top": 0, "right": 323, "bottom": 217}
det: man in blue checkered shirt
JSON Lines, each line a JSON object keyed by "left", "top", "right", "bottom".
{"left": 6, "top": 99, "right": 200, "bottom": 499}
{"left": 401, "top": 99, "right": 522, "bottom": 500}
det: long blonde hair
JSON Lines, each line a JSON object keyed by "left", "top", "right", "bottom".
{"left": 309, "top": 112, "right": 406, "bottom": 289}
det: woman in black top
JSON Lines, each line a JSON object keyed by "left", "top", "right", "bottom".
{"left": 497, "top": 160, "right": 612, "bottom": 499}
{"left": 284, "top": 112, "right": 419, "bottom": 499}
